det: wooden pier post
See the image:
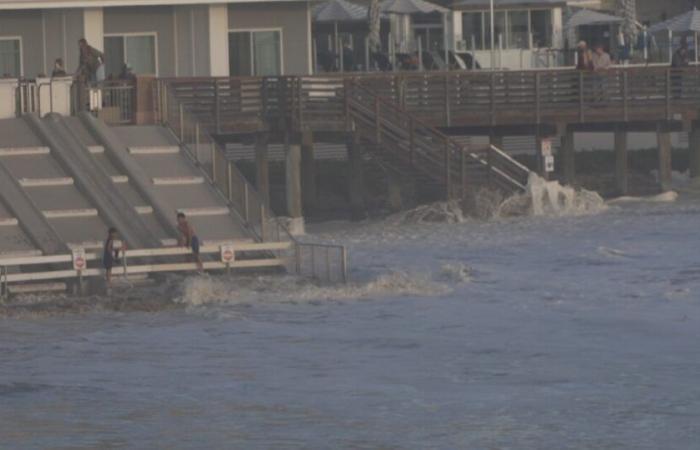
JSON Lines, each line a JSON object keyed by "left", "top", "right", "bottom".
{"left": 285, "top": 135, "right": 303, "bottom": 219}
{"left": 347, "top": 133, "right": 366, "bottom": 220}
{"left": 614, "top": 126, "right": 628, "bottom": 196}
{"left": 560, "top": 127, "right": 575, "bottom": 185}
{"left": 255, "top": 132, "right": 270, "bottom": 207}
{"left": 657, "top": 126, "right": 673, "bottom": 192}
{"left": 301, "top": 131, "right": 317, "bottom": 215}
{"left": 689, "top": 125, "right": 700, "bottom": 178}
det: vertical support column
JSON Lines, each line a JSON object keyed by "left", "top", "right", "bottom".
{"left": 285, "top": 134, "right": 303, "bottom": 221}
{"left": 255, "top": 132, "right": 270, "bottom": 207}
{"left": 347, "top": 133, "right": 366, "bottom": 220}
{"left": 657, "top": 125, "right": 673, "bottom": 192}
{"left": 614, "top": 126, "right": 628, "bottom": 196}
{"left": 689, "top": 125, "right": 700, "bottom": 179}
{"left": 301, "top": 131, "right": 317, "bottom": 215}
{"left": 208, "top": 4, "right": 229, "bottom": 76}
{"left": 560, "top": 127, "right": 575, "bottom": 185}
{"left": 83, "top": 8, "right": 104, "bottom": 51}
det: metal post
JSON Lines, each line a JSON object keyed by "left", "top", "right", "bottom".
{"left": 244, "top": 183, "right": 250, "bottom": 222}
{"left": 260, "top": 205, "right": 267, "bottom": 242}
{"left": 214, "top": 80, "right": 221, "bottom": 134}
{"left": 375, "top": 96, "right": 381, "bottom": 144}
{"left": 666, "top": 68, "right": 672, "bottom": 120}
{"left": 490, "top": 0, "right": 495, "bottom": 70}
{"left": 409, "top": 117, "right": 415, "bottom": 165}
{"left": 578, "top": 71, "right": 584, "bottom": 122}
{"left": 535, "top": 72, "right": 541, "bottom": 124}
{"left": 444, "top": 139, "right": 451, "bottom": 199}
{"left": 622, "top": 70, "right": 628, "bottom": 121}
{"left": 195, "top": 122, "right": 200, "bottom": 164}
{"left": 178, "top": 103, "right": 184, "bottom": 142}
{"left": 341, "top": 246, "right": 348, "bottom": 283}
{"left": 227, "top": 161, "right": 233, "bottom": 201}
{"left": 444, "top": 74, "right": 451, "bottom": 126}
{"left": 211, "top": 143, "right": 217, "bottom": 181}
{"left": 325, "top": 247, "right": 331, "bottom": 283}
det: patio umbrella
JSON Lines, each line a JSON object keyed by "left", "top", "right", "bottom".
{"left": 379, "top": 0, "right": 449, "bottom": 71}
{"left": 378, "top": 0, "right": 447, "bottom": 15}
{"left": 649, "top": 8, "right": 700, "bottom": 63}
{"left": 313, "top": 0, "right": 368, "bottom": 71}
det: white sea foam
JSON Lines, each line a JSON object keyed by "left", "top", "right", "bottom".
{"left": 174, "top": 271, "right": 453, "bottom": 308}
{"left": 525, "top": 173, "right": 607, "bottom": 216}
{"left": 608, "top": 191, "right": 679, "bottom": 204}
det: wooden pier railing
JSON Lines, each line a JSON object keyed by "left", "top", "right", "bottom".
{"left": 157, "top": 67, "right": 700, "bottom": 133}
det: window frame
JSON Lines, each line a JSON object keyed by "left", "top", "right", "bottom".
{"left": 103, "top": 32, "right": 159, "bottom": 77}
{"left": 228, "top": 27, "right": 284, "bottom": 77}
{"left": 461, "top": 8, "right": 554, "bottom": 51}
{"left": 0, "top": 36, "right": 23, "bottom": 78}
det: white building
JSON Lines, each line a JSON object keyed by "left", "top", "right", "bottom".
{"left": 0, "top": 0, "right": 314, "bottom": 79}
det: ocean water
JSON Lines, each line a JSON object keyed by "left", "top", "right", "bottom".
{"left": 2, "top": 196, "right": 700, "bottom": 449}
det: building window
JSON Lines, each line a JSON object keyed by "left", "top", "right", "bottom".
{"left": 229, "top": 30, "right": 282, "bottom": 76}
{"left": 104, "top": 34, "right": 157, "bottom": 78}
{"left": 0, "top": 38, "right": 21, "bottom": 78}
{"left": 508, "top": 10, "right": 529, "bottom": 49}
{"left": 530, "top": 10, "right": 553, "bottom": 48}
{"left": 461, "top": 9, "right": 553, "bottom": 50}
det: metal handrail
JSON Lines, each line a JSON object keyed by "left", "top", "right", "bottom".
{"left": 157, "top": 79, "right": 348, "bottom": 283}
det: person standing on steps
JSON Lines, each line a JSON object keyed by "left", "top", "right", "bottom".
{"left": 177, "top": 212, "right": 203, "bottom": 272}
{"left": 103, "top": 227, "right": 123, "bottom": 288}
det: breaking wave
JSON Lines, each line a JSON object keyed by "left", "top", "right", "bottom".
{"left": 390, "top": 173, "right": 607, "bottom": 224}
{"left": 0, "top": 267, "right": 461, "bottom": 318}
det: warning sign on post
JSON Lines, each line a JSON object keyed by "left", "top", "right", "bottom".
{"left": 220, "top": 244, "right": 235, "bottom": 264}
{"left": 72, "top": 248, "right": 87, "bottom": 271}
{"left": 540, "top": 139, "right": 552, "bottom": 157}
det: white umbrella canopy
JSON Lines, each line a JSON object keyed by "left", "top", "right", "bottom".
{"left": 379, "top": 0, "right": 448, "bottom": 15}
{"left": 313, "top": 0, "right": 367, "bottom": 22}
{"left": 648, "top": 8, "right": 700, "bottom": 34}
{"left": 564, "top": 8, "right": 624, "bottom": 30}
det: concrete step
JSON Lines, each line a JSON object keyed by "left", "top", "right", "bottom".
{"left": 128, "top": 146, "right": 180, "bottom": 155}
{"left": 0, "top": 249, "right": 43, "bottom": 258}
{"left": 19, "top": 177, "right": 74, "bottom": 187}
{"left": 0, "top": 218, "right": 19, "bottom": 227}
{"left": 176, "top": 207, "right": 230, "bottom": 217}
{"left": 8, "top": 282, "right": 67, "bottom": 295}
{"left": 152, "top": 176, "right": 205, "bottom": 186}
{"left": 135, "top": 206, "right": 154, "bottom": 215}
{"left": 0, "top": 147, "right": 51, "bottom": 156}
{"left": 88, "top": 145, "right": 105, "bottom": 154}
{"left": 43, "top": 208, "right": 99, "bottom": 219}
{"left": 112, "top": 175, "right": 129, "bottom": 184}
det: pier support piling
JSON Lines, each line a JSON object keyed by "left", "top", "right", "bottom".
{"left": 255, "top": 133, "right": 270, "bottom": 207}
{"left": 301, "top": 131, "right": 317, "bottom": 215}
{"left": 614, "top": 127, "right": 628, "bottom": 196}
{"left": 559, "top": 128, "right": 576, "bottom": 185}
{"left": 285, "top": 136, "right": 303, "bottom": 221}
{"left": 657, "top": 127, "right": 673, "bottom": 192}
{"left": 347, "top": 133, "right": 366, "bottom": 220}
{"left": 689, "top": 126, "right": 700, "bottom": 178}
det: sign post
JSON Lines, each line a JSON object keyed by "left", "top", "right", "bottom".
{"left": 72, "top": 248, "right": 87, "bottom": 295}
{"left": 540, "top": 138, "right": 555, "bottom": 176}
{"left": 220, "top": 244, "right": 235, "bottom": 274}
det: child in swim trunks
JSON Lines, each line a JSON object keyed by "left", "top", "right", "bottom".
{"left": 177, "top": 212, "right": 203, "bottom": 272}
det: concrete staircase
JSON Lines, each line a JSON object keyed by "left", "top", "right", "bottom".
{"left": 0, "top": 114, "right": 258, "bottom": 259}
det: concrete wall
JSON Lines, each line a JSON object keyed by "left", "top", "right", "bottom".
{"left": 103, "top": 6, "right": 176, "bottom": 77}
{"left": 0, "top": 10, "right": 45, "bottom": 77}
{"left": 228, "top": 1, "right": 312, "bottom": 75}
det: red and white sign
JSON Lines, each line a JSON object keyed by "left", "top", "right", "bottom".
{"left": 540, "top": 139, "right": 552, "bottom": 157}
{"left": 72, "top": 248, "right": 87, "bottom": 271}
{"left": 220, "top": 244, "right": 235, "bottom": 264}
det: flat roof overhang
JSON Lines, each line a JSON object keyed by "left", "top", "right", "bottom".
{"left": 0, "top": 0, "right": 316, "bottom": 10}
